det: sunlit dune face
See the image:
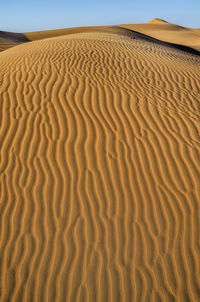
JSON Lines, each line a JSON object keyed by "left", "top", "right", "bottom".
{"left": 0, "top": 23, "right": 200, "bottom": 302}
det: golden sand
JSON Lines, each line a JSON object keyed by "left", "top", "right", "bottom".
{"left": 0, "top": 21, "right": 200, "bottom": 302}
{"left": 121, "top": 18, "right": 200, "bottom": 51}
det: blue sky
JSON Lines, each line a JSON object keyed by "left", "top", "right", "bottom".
{"left": 1, "top": 0, "right": 199, "bottom": 32}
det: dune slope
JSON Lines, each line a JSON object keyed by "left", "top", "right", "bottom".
{"left": 0, "top": 31, "right": 29, "bottom": 52}
{"left": 122, "top": 19, "right": 200, "bottom": 51}
{"left": 0, "top": 30, "right": 200, "bottom": 302}
{"left": 25, "top": 19, "right": 200, "bottom": 52}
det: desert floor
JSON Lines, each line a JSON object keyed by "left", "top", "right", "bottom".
{"left": 0, "top": 19, "right": 200, "bottom": 301}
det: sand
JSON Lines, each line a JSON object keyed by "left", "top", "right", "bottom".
{"left": 0, "top": 21, "right": 200, "bottom": 302}
{"left": 122, "top": 18, "right": 200, "bottom": 52}
{"left": 0, "top": 31, "right": 29, "bottom": 52}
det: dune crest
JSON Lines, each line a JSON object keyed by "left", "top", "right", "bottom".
{"left": 148, "top": 18, "right": 168, "bottom": 24}
{"left": 1, "top": 19, "right": 200, "bottom": 53}
{"left": 0, "top": 27, "right": 200, "bottom": 302}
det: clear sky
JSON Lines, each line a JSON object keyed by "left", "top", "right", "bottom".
{"left": 1, "top": 0, "right": 199, "bottom": 32}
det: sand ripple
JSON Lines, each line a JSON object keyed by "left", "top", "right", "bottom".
{"left": 0, "top": 31, "right": 200, "bottom": 301}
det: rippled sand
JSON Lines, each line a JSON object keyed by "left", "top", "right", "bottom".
{"left": 0, "top": 20, "right": 200, "bottom": 302}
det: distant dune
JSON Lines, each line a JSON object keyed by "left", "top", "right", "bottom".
{"left": 1, "top": 19, "right": 200, "bottom": 53}
{"left": 0, "top": 31, "right": 29, "bottom": 51}
{"left": 121, "top": 18, "right": 200, "bottom": 52}
{"left": 25, "top": 19, "right": 200, "bottom": 52}
{"left": 0, "top": 20, "right": 200, "bottom": 302}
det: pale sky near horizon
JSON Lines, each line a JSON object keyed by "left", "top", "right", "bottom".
{"left": 1, "top": 0, "right": 199, "bottom": 32}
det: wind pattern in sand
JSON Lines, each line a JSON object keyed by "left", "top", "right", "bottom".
{"left": 0, "top": 30, "right": 200, "bottom": 302}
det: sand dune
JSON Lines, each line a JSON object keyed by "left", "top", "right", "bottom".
{"left": 104, "top": 26, "right": 200, "bottom": 56}
{"left": 0, "top": 24, "right": 200, "bottom": 302}
{"left": 122, "top": 18, "right": 200, "bottom": 51}
{"left": 25, "top": 19, "right": 200, "bottom": 52}
{"left": 1, "top": 19, "right": 200, "bottom": 53}
{"left": 0, "top": 31, "right": 29, "bottom": 52}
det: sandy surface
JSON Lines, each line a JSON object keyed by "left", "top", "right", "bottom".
{"left": 0, "top": 31, "right": 29, "bottom": 52}
{"left": 122, "top": 18, "right": 200, "bottom": 51}
{"left": 24, "top": 18, "right": 200, "bottom": 52}
{"left": 0, "top": 21, "right": 200, "bottom": 302}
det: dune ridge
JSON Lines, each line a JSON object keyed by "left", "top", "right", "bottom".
{"left": 0, "top": 28, "right": 200, "bottom": 302}
{"left": 1, "top": 19, "right": 200, "bottom": 53}
{"left": 121, "top": 20, "right": 200, "bottom": 51}
{"left": 24, "top": 19, "right": 200, "bottom": 52}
